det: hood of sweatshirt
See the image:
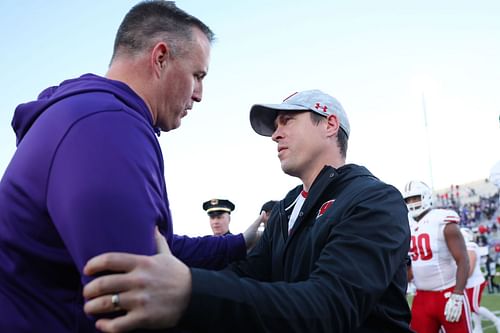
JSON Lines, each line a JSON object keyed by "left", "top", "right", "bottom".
{"left": 11, "top": 73, "right": 154, "bottom": 146}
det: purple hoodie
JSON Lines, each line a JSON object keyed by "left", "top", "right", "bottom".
{"left": 0, "top": 74, "right": 245, "bottom": 332}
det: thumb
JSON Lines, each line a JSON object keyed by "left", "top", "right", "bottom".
{"left": 155, "top": 227, "right": 172, "bottom": 255}
{"left": 259, "top": 211, "right": 269, "bottom": 225}
{"left": 256, "top": 211, "right": 266, "bottom": 225}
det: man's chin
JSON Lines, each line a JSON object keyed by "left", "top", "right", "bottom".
{"left": 164, "top": 120, "right": 181, "bottom": 132}
{"left": 280, "top": 162, "right": 291, "bottom": 174}
{"left": 173, "top": 118, "right": 183, "bottom": 129}
{"left": 281, "top": 164, "right": 299, "bottom": 178}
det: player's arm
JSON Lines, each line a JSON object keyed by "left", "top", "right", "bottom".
{"left": 444, "top": 223, "right": 470, "bottom": 294}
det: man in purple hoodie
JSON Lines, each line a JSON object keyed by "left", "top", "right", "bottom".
{"left": 0, "top": 1, "right": 258, "bottom": 332}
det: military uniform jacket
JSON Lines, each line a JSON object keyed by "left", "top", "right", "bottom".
{"left": 182, "top": 164, "right": 412, "bottom": 333}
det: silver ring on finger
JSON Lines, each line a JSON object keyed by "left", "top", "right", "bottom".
{"left": 111, "top": 293, "right": 121, "bottom": 310}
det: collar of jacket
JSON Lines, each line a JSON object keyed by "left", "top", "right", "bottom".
{"left": 280, "top": 165, "right": 339, "bottom": 239}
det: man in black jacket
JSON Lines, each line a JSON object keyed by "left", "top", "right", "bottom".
{"left": 83, "top": 90, "right": 412, "bottom": 332}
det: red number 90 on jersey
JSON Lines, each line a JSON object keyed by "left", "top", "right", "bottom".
{"left": 410, "top": 234, "right": 433, "bottom": 261}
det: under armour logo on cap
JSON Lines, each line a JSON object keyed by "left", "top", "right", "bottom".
{"left": 249, "top": 89, "right": 350, "bottom": 137}
{"left": 314, "top": 102, "right": 328, "bottom": 113}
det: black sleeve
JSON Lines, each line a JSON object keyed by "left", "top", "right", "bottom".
{"left": 179, "top": 185, "right": 410, "bottom": 333}
{"left": 223, "top": 210, "right": 277, "bottom": 281}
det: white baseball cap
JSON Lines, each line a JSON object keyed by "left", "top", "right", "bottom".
{"left": 250, "top": 89, "right": 350, "bottom": 137}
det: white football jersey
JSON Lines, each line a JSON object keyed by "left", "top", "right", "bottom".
{"left": 409, "top": 209, "right": 460, "bottom": 291}
{"left": 465, "top": 241, "right": 485, "bottom": 288}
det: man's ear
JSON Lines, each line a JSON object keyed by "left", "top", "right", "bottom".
{"left": 325, "top": 114, "right": 340, "bottom": 138}
{"left": 151, "top": 42, "right": 171, "bottom": 76}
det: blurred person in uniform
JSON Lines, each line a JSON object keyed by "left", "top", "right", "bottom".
{"left": 83, "top": 89, "right": 412, "bottom": 332}
{"left": 476, "top": 231, "right": 488, "bottom": 247}
{"left": 460, "top": 228, "right": 500, "bottom": 332}
{"left": 485, "top": 254, "right": 500, "bottom": 293}
{"left": 203, "top": 199, "right": 235, "bottom": 236}
{"left": 404, "top": 180, "right": 472, "bottom": 333}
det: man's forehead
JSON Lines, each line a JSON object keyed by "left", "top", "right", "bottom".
{"left": 179, "top": 29, "right": 210, "bottom": 68}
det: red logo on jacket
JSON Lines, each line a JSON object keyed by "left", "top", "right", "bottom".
{"left": 317, "top": 199, "right": 335, "bottom": 218}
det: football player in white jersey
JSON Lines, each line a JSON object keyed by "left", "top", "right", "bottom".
{"left": 404, "top": 180, "right": 472, "bottom": 333}
{"left": 460, "top": 228, "right": 500, "bottom": 332}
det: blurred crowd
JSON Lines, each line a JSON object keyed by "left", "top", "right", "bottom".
{"left": 436, "top": 180, "right": 500, "bottom": 229}
{"left": 435, "top": 179, "right": 500, "bottom": 294}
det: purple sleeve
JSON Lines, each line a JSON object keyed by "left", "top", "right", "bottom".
{"left": 172, "top": 233, "right": 247, "bottom": 270}
{"left": 46, "top": 112, "right": 168, "bottom": 285}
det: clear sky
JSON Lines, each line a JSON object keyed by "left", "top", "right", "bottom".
{"left": 0, "top": 1, "right": 499, "bottom": 236}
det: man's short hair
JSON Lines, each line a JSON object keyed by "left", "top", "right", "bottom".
{"left": 112, "top": 0, "right": 214, "bottom": 60}
{"left": 310, "top": 112, "right": 348, "bottom": 158}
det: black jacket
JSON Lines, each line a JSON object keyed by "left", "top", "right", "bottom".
{"left": 182, "top": 164, "right": 412, "bottom": 332}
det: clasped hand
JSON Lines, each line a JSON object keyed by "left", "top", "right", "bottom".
{"left": 83, "top": 230, "right": 190, "bottom": 333}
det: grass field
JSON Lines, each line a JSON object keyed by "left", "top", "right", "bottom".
{"left": 408, "top": 290, "right": 500, "bottom": 332}
{"left": 480, "top": 293, "right": 500, "bottom": 332}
